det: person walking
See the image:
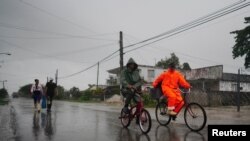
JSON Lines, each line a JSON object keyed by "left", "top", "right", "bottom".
{"left": 45, "top": 78, "right": 57, "bottom": 112}
{"left": 30, "top": 79, "right": 43, "bottom": 112}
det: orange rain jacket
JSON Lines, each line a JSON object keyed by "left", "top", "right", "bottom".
{"left": 152, "top": 69, "right": 191, "bottom": 110}
{"left": 153, "top": 69, "right": 190, "bottom": 89}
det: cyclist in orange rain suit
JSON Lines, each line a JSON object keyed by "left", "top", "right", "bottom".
{"left": 152, "top": 62, "right": 191, "bottom": 116}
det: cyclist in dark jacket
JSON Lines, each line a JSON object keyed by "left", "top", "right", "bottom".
{"left": 121, "top": 58, "right": 142, "bottom": 114}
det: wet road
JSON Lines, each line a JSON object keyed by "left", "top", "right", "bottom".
{"left": 2, "top": 98, "right": 207, "bottom": 141}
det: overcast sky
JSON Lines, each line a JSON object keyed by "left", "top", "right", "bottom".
{"left": 0, "top": 0, "right": 250, "bottom": 93}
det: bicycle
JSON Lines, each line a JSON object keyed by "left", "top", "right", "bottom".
{"left": 119, "top": 88, "right": 152, "bottom": 134}
{"left": 154, "top": 88, "right": 207, "bottom": 132}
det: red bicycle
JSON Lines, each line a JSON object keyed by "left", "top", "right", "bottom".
{"left": 154, "top": 88, "right": 207, "bottom": 132}
{"left": 119, "top": 88, "right": 152, "bottom": 134}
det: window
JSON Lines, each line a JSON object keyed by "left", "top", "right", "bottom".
{"left": 148, "top": 69, "right": 155, "bottom": 78}
{"left": 231, "top": 83, "right": 237, "bottom": 92}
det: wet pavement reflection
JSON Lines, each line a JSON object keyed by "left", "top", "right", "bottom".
{"left": 30, "top": 110, "right": 56, "bottom": 140}
{"left": 8, "top": 98, "right": 207, "bottom": 141}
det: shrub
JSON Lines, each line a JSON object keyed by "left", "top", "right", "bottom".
{"left": 80, "top": 90, "right": 92, "bottom": 101}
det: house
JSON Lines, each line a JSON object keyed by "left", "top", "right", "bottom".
{"left": 183, "top": 65, "right": 250, "bottom": 92}
{"left": 107, "top": 64, "right": 250, "bottom": 106}
{"left": 107, "top": 65, "right": 165, "bottom": 90}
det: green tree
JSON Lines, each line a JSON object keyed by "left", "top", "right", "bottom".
{"left": 69, "top": 87, "right": 81, "bottom": 99}
{"left": 80, "top": 90, "right": 92, "bottom": 101}
{"left": 231, "top": 17, "right": 250, "bottom": 68}
{"left": 18, "top": 84, "right": 32, "bottom": 97}
{"left": 0, "top": 88, "right": 8, "bottom": 98}
{"left": 156, "top": 53, "right": 180, "bottom": 69}
{"left": 54, "top": 85, "right": 65, "bottom": 100}
{"left": 182, "top": 62, "right": 191, "bottom": 70}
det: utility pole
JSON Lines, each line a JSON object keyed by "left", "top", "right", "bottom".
{"left": 237, "top": 68, "right": 241, "bottom": 112}
{"left": 119, "top": 31, "right": 124, "bottom": 98}
{"left": 0, "top": 80, "right": 7, "bottom": 89}
{"left": 96, "top": 62, "right": 99, "bottom": 89}
{"left": 55, "top": 69, "right": 58, "bottom": 85}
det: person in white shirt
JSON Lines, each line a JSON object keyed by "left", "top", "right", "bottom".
{"left": 30, "top": 79, "right": 43, "bottom": 112}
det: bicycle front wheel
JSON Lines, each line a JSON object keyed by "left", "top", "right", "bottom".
{"left": 120, "top": 109, "right": 131, "bottom": 128}
{"left": 155, "top": 102, "right": 171, "bottom": 126}
{"left": 139, "top": 109, "right": 151, "bottom": 134}
{"left": 184, "top": 103, "right": 207, "bottom": 132}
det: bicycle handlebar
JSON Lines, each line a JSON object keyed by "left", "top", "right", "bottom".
{"left": 130, "top": 87, "right": 142, "bottom": 94}
{"left": 179, "top": 88, "right": 191, "bottom": 94}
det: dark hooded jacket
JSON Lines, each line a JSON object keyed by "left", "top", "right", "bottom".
{"left": 121, "top": 58, "right": 142, "bottom": 88}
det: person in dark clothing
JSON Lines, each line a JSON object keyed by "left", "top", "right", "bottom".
{"left": 121, "top": 58, "right": 142, "bottom": 113}
{"left": 45, "top": 78, "right": 57, "bottom": 112}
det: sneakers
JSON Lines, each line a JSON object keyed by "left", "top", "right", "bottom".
{"left": 167, "top": 110, "right": 177, "bottom": 116}
{"left": 160, "top": 109, "right": 167, "bottom": 115}
{"left": 122, "top": 107, "right": 130, "bottom": 114}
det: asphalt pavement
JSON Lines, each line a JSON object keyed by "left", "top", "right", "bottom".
{"left": 0, "top": 98, "right": 249, "bottom": 141}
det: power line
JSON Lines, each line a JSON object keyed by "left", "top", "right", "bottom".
{"left": 48, "top": 42, "right": 117, "bottom": 57}
{"left": 58, "top": 49, "right": 120, "bottom": 79}
{"left": 50, "top": 1, "right": 250, "bottom": 79}
{"left": 124, "top": 2, "right": 250, "bottom": 54}
{"left": 123, "top": 27, "right": 244, "bottom": 69}
{"left": 0, "top": 38, "right": 52, "bottom": 57}
{"left": 153, "top": 46, "right": 240, "bottom": 69}
{"left": 58, "top": 63, "right": 98, "bottom": 79}
{"left": 0, "top": 38, "right": 118, "bottom": 64}
{"left": 123, "top": 0, "right": 247, "bottom": 49}
{"left": 102, "top": 54, "right": 119, "bottom": 63}
{"left": 0, "top": 34, "right": 116, "bottom": 40}
{"left": 0, "top": 22, "right": 116, "bottom": 41}
{"left": 18, "top": 0, "right": 96, "bottom": 34}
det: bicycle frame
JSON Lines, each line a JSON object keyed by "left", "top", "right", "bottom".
{"left": 179, "top": 89, "right": 197, "bottom": 118}
{"left": 128, "top": 93, "right": 144, "bottom": 120}
{"left": 159, "top": 88, "right": 191, "bottom": 115}
{"left": 155, "top": 88, "right": 207, "bottom": 131}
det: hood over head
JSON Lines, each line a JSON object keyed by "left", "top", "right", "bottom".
{"left": 126, "top": 58, "right": 138, "bottom": 70}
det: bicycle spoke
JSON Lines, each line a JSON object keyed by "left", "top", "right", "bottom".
{"left": 155, "top": 102, "right": 171, "bottom": 126}
{"left": 184, "top": 103, "right": 207, "bottom": 131}
{"left": 139, "top": 109, "right": 151, "bottom": 134}
{"left": 120, "top": 110, "right": 130, "bottom": 128}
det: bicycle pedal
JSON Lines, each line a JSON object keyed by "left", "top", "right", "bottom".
{"left": 171, "top": 116, "right": 177, "bottom": 121}
{"left": 160, "top": 112, "right": 166, "bottom": 115}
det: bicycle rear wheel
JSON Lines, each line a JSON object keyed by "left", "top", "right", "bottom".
{"left": 120, "top": 109, "right": 131, "bottom": 128}
{"left": 139, "top": 109, "right": 151, "bottom": 134}
{"left": 184, "top": 103, "right": 207, "bottom": 131}
{"left": 155, "top": 102, "right": 171, "bottom": 126}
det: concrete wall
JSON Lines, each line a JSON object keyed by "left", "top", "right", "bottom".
{"left": 184, "top": 65, "right": 223, "bottom": 80}
{"left": 219, "top": 81, "right": 250, "bottom": 92}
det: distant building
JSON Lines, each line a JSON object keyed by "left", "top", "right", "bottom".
{"left": 107, "top": 65, "right": 165, "bottom": 90}
{"left": 183, "top": 65, "right": 250, "bottom": 92}
{"left": 107, "top": 64, "right": 250, "bottom": 92}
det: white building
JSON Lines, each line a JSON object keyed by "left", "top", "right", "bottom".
{"left": 183, "top": 65, "right": 250, "bottom": 92}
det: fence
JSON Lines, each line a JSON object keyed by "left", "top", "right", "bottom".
{"left": 188, "top": 89, "right": 250, "bottom": 107}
